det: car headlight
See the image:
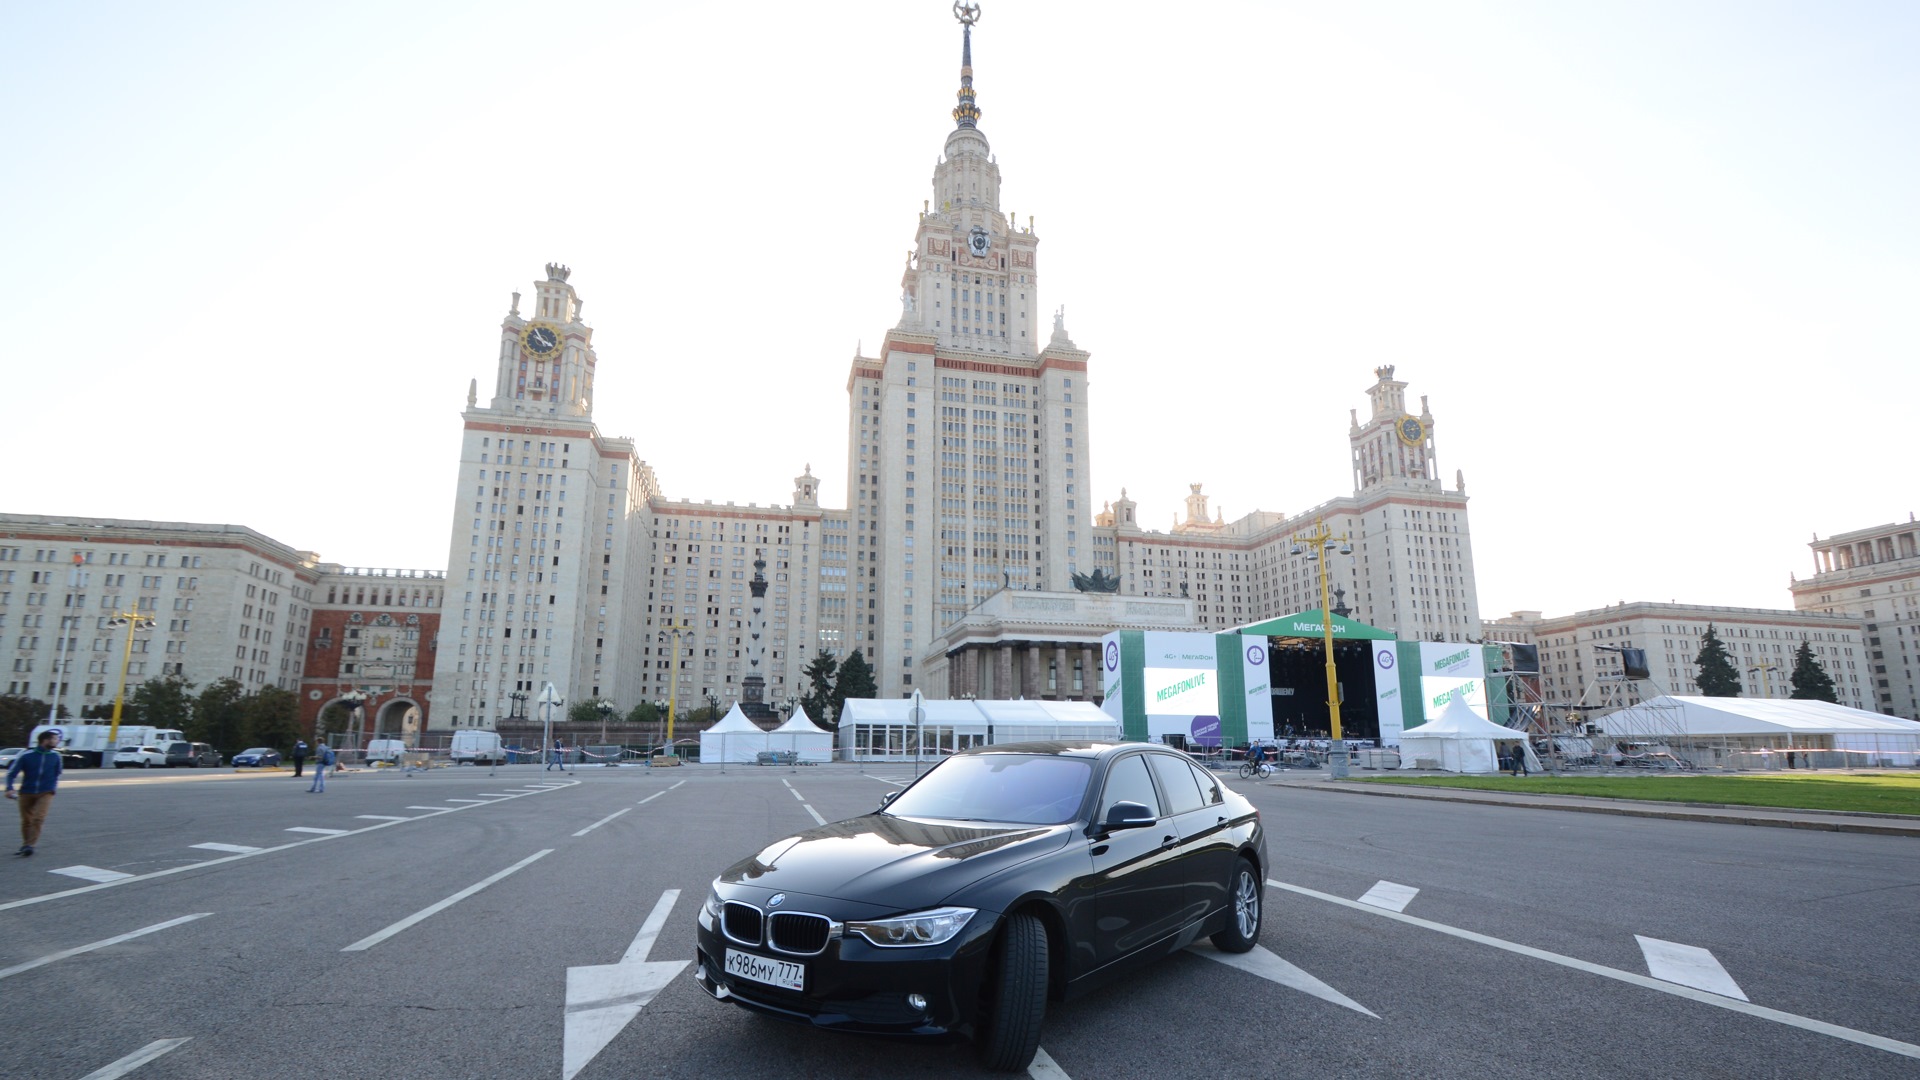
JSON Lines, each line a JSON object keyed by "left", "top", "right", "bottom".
{"left": 845, "top": 906, "right": 977, "bottom": 948}
{"left": 699, "top": 886, "right": 723, "bottom": 929}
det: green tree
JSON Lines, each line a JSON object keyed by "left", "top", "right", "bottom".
{"left": 1788, "top": 640, "right": 1839, "bottom": 703}
{"left": 829, "top": 649, "right": 876, "bottom": 729}
{"left": 0, "top": 695, "right": 53, "bottom": 748}
{"left": 242, "top": 686, "right": 301, "bottom": 752}
{"left": 316, "top": 703, "right": 352, "bottom": 741}
{"left": 567, "top": 699, "right": 604, "bottom": 725}
{"left": 625, "top": 700, "right": 661, "bottom": 726}
{"left": 1693, "top": 623, "right": 1742, "bottom": 697}
{"left": 131, "top": 674, "right": 197, "bottom": 732}
{"left": 193, "top": 678, "right": 249, "bottom": 750}
{"left": 800, "top": 650, "right": 838, "bottom": 727}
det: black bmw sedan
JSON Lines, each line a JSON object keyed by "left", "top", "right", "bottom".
{"left": 693, "top": 740, "right": 1266, "bottom": 1072}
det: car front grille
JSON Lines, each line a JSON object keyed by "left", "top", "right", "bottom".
{"left": 722, "top": 901, "right": 763, "bottom": 945}
{"left": 768, "top": 912, "right": 832, "bottom": 955}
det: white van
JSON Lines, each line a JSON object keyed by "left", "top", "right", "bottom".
{"left": 365, "top": 739, "right": 409, "bottom": 765}
{"left": 449, "top": 730, "right": 505, "bottom": 766}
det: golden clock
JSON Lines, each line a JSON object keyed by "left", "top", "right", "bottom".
{"left": 520, "top": 321, "right": 562, "bottom": 359}
{"left": 1396, "top": 415, "right": 1425, "bottom": 446}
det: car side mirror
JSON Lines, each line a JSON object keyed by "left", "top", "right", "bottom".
{"left": 1101, "top": 801, "right": 1156, "bottom": 832}
{"left": 878, "top": 791, "right": 898, "bottom": 810}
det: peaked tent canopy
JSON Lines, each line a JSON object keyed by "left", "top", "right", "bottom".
{"left": 1596, "top": 695, "right": 1920, "bottom": 765}
{"left": 769, "top": 706, "right": 834, "bottom": 763}
{"left": 1399, "top": 697, "right": 1526, "bottom": 774}
{"left": 699, "top": 703, "right": 769, "bottom": 763}
{"left": 1232, "top": 610, "right": 1397, "bottom": 640}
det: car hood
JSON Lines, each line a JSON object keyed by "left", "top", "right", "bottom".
{"left": 717, "top": 813, "right": 1070, "bottom": 911}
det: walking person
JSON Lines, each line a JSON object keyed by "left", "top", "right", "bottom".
{"left": 309, "top": 743, "right": 335, "bottom": 793}
{"left": 546, "top": 738, "right": 565, "bottom": 772}
{"left": 1509, "top": 740, "right": 1528, "bottom": 777}
{"left": 291, "top": 740, "right": 308, "bottom": 778}
{"left": 6, "top": 729, "right": 64, "bottom": 856}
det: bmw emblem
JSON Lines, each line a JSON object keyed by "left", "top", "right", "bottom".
{"left": 767, "top": 893, "right": 786, "bottom": 909}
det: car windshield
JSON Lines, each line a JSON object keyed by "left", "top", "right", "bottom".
{"left": 242, "top": 748, "right": 271, "bottom": 755}
{"left": 883, "top": 754, "right": 1094, "bottom": 825}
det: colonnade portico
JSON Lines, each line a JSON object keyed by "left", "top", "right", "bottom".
{"left": 945, "top": 639, "right": 1101, "bottom": 702}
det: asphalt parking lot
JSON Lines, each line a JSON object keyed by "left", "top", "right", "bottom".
{"left": 2, "top": 762, "right": 1915, "bottom": 1079}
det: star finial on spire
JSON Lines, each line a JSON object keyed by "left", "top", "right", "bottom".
{"left": 952, "top": 3, "right": 982, "bottom": 129}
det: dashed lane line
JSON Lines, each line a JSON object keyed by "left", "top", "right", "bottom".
{"left": 342, "top": 849, "right": 552, "bottom": 952}
{"left": 1267, "top": 877, "right": 1920, "bottom": 1061}
{"left": 0, "top": 914, "right": 212, "bottom": 981}
{"left": 802, "top": 804, "right": 827, "bottom": 826}
{"left": 406, "top": 806, "right": 449, "bottom": 811}
{"left": 77, "top": 1037, "right": 191, "bottom": 1080}
{"left": 48, "top": 865, "right": 134, "bottom": 884}
{"left": 0, "top": 780, "right": 580, "bottom": 912}
{"left": 286, "top": 827, "right": 349, "bottom": 836}
{"left": 190, "top": 843, "right": 260, "bottom": 854}
{"left": 574, "top": 807, "right": 634, "bottom": 837}
{"left": 1358, "top": 880, "right": 1419, "bottom": 913}
{"left": 356, "top": 815, "right": 413, "bottom": 822}
{"left": 444, "top": 798, "right": 487, "bottom": 804}
{"left": 1638, "top": 935, "right": 1748, "bottom": 1001}
{"left": 637, "top": 792, "right": 665, "bottom": 805}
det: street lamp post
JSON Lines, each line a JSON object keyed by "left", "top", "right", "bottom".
{"left": 538, "top": 682, "right": 566, "bottom": 773}
{"left": 657, "top": 621, "right": 693, "bottom": 758}
{"left": 1291, "top": 518, "right": 1354, "bottom": 779}
{"left": 652, "top": 699, "right": 667, "bottom": 758}
{"left": 1747, "top": 664, "right": 1781, "bottom": 699}
{"left": 104, "top": 610, "right": 156, "bottom": 747}
{"left": 338, "top": 689, "right": 370, "bottom": 754}
{"left": 596, "top": 699, "right": 614, "bottom": 761}
{"left": 911, "top": 688, "right": 926, "bottom": 777}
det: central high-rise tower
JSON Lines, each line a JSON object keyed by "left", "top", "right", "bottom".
{"left": 851, "top": 4, "right": 1094, "bottom": 697}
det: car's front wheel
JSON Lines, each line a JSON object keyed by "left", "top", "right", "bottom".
{"left": 1210, "top": 857, "right": 1262, "bottom": 953}
{"left": 976, "top": 912, "right": 1048, "bottom": 1072}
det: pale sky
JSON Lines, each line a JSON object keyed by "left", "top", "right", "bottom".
{"left": 4, "top": 1, "right": 1915, "bottom": 622}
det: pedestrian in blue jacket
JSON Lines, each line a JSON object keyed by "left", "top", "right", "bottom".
{"left": 6, "top": 730, "right": 64, "bottom": 856}
{"left": 309, "top": 744, "right": 336, "bottom": 793}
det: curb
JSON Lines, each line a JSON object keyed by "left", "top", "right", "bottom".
{"left": 1296, "top": 781, "right": 1920, "bottom": 838}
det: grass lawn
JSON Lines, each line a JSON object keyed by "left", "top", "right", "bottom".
{"left": 1354, "top": 772, "right": 1920, "bottom": 816}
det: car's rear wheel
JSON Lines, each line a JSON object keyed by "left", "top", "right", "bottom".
{"left": 976, "top": 912, "right": 1048, "bottom": 1072}
{"left": 1210, "top": 858, "right": 1262, "bottom": 953}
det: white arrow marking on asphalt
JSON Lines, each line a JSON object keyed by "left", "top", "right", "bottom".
{"left": 1637, "top": 935, "right": 1747, "bottom": 1000}
{"left": 1028, "top": 1046, "right": 1072, "bottom": 1079}
{"left": 563, "top": 889, "right": 689, "bottom": 1080}
{"left": 1188, "top": 940, "right": 1378, "bottom": 1017}
{"left": 1358, "top": 880, "right": 1419, "bottom": 913}
{"left": 191, "top": 843, "right": 261, "bottom": 854}
{"left": 77, "top": 1037, "right": 191, "bottom": 1079}
{"left": 50, "top": 865, "right": 134, "bottom": 883}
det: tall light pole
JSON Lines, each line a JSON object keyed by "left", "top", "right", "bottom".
{"left": 538, "top": 681, "right": 565, "bottom": 772}
{"left": 596, "top": 699, "right": 614, "bottom": 752}
{"left": 104, "top": 610, "right": 156, "bottom": 746}
{"left": 48, "top": 553, "right": 85, "bottom": 726}
{"left": 657, "top": 621, "right": 693, "bottom": 758}
{"left": 338, "top": 689, "right": 370, "bottom": 751}
{"left": 1747, "top": 664, "right": 1781, "bottom": 699}
{"left": 911, "top": 687, "right": 926, "bottom": 777}
{"left": 1291, "top": 518, "right": 1353, "bottom": 779}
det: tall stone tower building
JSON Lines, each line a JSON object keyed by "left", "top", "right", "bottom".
{"left": 431, "top": 266, "right": 662, "bottom": 729}
{"left": 851, "top": 9, "right": 1095, "bottom": 697}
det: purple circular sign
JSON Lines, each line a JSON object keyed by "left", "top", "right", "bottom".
{"left": 1377, "top": 648, "right": 1395, "bottom": 669}
{"left": 1189, "top": 715, "right": 1222, "bottom": 748}
{"left": 1105, "top": 640, "right": 1119, "bottom": 671}
{"left": 1247, "top": 645, "right": 1265, "bottom": 666}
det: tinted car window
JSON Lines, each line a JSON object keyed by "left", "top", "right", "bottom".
{"left": 1147, "top": 752, "right": 1205, "bottom": 815}
{"left": 884, "top": 754, "right": 1093, "bottom": 824}
{"left": 1187, "top": 761, "right": 1223, "bottom": 805}
{"left": 1100, "top": 754, "right": 1162, "bottom": 819}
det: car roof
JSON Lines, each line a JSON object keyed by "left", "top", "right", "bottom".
{"left": 953, "top": 740, "right": 1176, "bottom": 761}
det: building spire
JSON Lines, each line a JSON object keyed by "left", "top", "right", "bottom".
{"left": 952, "top": 2, "right": 982, "bottom": 129}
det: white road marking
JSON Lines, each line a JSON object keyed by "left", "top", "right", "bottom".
{"left": 355, "top": 815, "right": 412, "bottom": 822}
{"left": 475, "top": 792, "right": 518, "bottom": 798}
{"left": 564, "top": 890, "right": 689, "bottom": 1080}
{"left": 1358, "top": 880, "right": 1420, "bottom": 913}
{"left": 669, "top": 779, "right": 687, "bottom": 790}
{"left": 0, "top": 914, "right": 212, "bottom": 981}
{"left": 77, "top": 1037, "right": 191, "bottom": 1079}
{"left": 405, "top": 806, "right": 449, "bottom": 812}
{"left": 1268, "top": 878, "right": 1920, "bottom": 1061}
{"left": 1637, "top": 935, "right": 1748, "bottom": 1000}
{"left": 342, "top": 849, "right": 553, "bottom": 952}
{"left": 802, "top": 804, "right": 826, "bottom": 826}
{"left": 286, "top": 827, "right": 348, "bottom": 836}
{"left": 574, "top": 807, "right": 634, "bottom": 837}
{"left": 1028, "top": 1046, "right": 1072, "bottom": 1080}
{"left": 444, "top": 798, "right": 486, "bottom": 804}
{"left": 190, "top": 843, "right": 260, "bottom": 854}
{"left": 637, "top": 792, "right": 665, "bottom": 805}
{"left": 0, "top": 781, "right": 578, "bottom": 912}
{"left": 1188, "top": 940, "right": 1377, "bottom": 1017}
{"left": 781, "top": 779, "right": 793, "bottom": 788}
{"left": 789, "top": 788, "right": 806, "bottom": 801}
{"left": 49, "top": 865, "right": 135, "bottom": 884}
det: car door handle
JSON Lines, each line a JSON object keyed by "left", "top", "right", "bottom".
{"left": 1161, "top": 835, "right": 1178, "bottom": 849}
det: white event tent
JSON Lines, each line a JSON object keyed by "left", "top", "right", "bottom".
{"left": 698, "top": 704, "right": 768, "bottom": 763}
{"left": 836, "top": 698, "right": 1120, "bottom": 762}
{"left": 1595, "top": 695, "right": 1920, "bottom": 766}
{"left": 1399, "top": 697, "right": 1529, "bottom": 774}
{"left": 767, "top": 706, "right": 835, "bottom": 763}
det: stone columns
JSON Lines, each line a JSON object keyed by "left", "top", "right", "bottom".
{"left": 1055, "top": 645, "right": 1070, "bottom": 699}
{"left": 996, "top": 644, "right": 1014, "bottom": 700}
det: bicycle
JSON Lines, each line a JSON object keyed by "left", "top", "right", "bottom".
{"left": 1238, "top": 759, "right": 1274, "bottom": 780}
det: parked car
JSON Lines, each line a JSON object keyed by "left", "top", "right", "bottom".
{"left": 113, "top": 745, "right": 169, "bottom": 769}
{"left": 450, "top": 729, "right": 506, "bottom": 765}
{"left": 0, "top": 748, "right": 24, "bottom": 768}
{"left": 694, "top": 740, "right": 1266, "bottom": 1072}
{"left": 231, "top": 747, "right": 282, "bottom": 768}
{"left": 162, "top": 741, "right": 222, "bottom": 768}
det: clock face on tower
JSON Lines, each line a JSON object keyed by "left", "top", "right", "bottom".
{"left": 521, "top": 322, "right": 560, "bottom": 358}
{"left": 1396, "top": 416, "right": 1426, "bottom": 446}
{"left": 967, "top": 226, "right": 990, "bottom": 258}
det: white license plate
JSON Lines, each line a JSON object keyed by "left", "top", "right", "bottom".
{"left": 725, "top": 948, "right": 805, "bottom": 992}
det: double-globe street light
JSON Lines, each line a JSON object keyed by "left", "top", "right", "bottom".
{"left": 104, "top": 610, "right": 156, "bottom": 746}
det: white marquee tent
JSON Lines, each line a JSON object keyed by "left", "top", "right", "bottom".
{"left": 1596, "top": 695, "right": 1920, "bottom": 766}
{"left": 698, "top": 704, "right": 769, "bottom": 763}
{"left": 1399, "top": 697, "right": 1530, "bottom": 774}
{"left": 768, "top": 706, "right": 835, "bottom": 763}
{"left": 837, "top": 698, "right": 1120, "bottom": 762}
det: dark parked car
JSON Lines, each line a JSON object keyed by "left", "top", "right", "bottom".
{"left": 693, "top": 740, "right": 1265, "bottom": 1071}
{"left": 231, "top": 747, "right": 282, "bottom": 768}
{"left": 163, "top": 741, "right": 222, "bottom": 768}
